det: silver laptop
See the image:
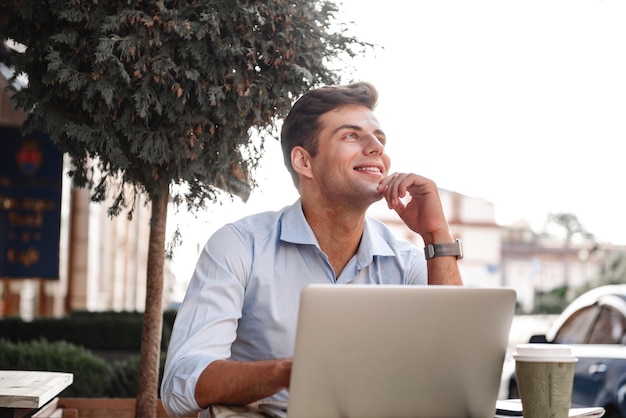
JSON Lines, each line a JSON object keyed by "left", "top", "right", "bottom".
{"left": 261, "top": 284, "right": 516, "bottom": 418}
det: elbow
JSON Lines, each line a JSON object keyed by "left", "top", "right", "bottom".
{"left": 160, "top": 373, "right": 203, "bottom": 417}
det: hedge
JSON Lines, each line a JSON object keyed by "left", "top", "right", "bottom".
{"left": 0, "top": 339, "right": 110, "bottom": 397}
{"left": 0, "top": 310, "right": 177, "bottom": 397}
{"left": 0, "top": 339, "right": 167, "bottom": 398}
{"left": 0, "top": 310, "right": 177, "bottom": 351}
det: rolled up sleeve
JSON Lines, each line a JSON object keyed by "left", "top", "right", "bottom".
{"left": 161, "top": 225, "right": 250, "bottom": 416}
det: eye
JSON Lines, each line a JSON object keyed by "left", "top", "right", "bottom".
{"left": 345, "top": 132, "right": 358, "bottom": 140}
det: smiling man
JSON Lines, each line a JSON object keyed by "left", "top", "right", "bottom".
{"left": 160, "top": 82, "right": 463, "bottom": 417}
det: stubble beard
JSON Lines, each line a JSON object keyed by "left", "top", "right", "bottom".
{"left": 333, "top": 179, "right": 383, "bottom": 210}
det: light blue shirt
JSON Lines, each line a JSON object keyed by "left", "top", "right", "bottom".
{"left": 161, "top": 200, "right": 427, "bottom": 416}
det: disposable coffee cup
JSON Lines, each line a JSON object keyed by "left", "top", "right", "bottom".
{"left": 513, "top": 344, "right": 577, "bottom": 418}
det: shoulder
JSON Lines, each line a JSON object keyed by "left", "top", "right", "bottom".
{"left": 229, "top": 205, "right": 290, "bottom": 236}
{"left": 207, "top": 203, "right": 293, "bottom": 249}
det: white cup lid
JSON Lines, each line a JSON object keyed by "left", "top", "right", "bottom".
{"left": 513, "top": 343, "right": 578, "bottom": 362}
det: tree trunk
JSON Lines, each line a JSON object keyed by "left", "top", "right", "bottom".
{"left": 135, "top": 182, "right": 168, "bottom": 418}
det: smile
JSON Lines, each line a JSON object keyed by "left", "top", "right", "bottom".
{"left": 354, "top": 167, "right": 382, "bottom": 173}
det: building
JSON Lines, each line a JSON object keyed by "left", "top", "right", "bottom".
{"left": 500, "top": 221, "right": 616, "bottom": 313}
{"left": 0, "top": 161, "right": 171, "bottom": 319}
{"left": 0, "top": 65, "right": 175, "bottom": 319}
{"left": 370, "top": 189, "right": 626, "bottom": 313}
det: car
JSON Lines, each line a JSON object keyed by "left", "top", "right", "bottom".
{"left": 504, "top": 284, "right": 626, "bottom": 418}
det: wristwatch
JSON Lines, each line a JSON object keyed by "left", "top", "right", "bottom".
{"left": 424, "top": 239, "right": 463, "bottom": 260}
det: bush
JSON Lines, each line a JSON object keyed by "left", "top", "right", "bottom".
{"left": 533, "top": 286, "right": 570, "bottom": 314}
{"left": 0, "top": 310, "right": 177, "bottom": 351}
{"left": 0, "top": 311, "right": 179, "bottom": 397}
{"left": 105, "top": 355, "right": 140, "bottom": 398}
{"left": 0, "top": 339, "right": 111, "bottom": 397}
{"left": 105, "top": 352, "right": 167, "bottom": 398}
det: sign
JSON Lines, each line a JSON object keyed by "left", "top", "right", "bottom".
{"left": 0, "top": 127, "right": 63, "bottom": 279}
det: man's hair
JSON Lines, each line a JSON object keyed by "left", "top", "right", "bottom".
{"left": 280, "top": 81, "right": 379, "bottom": 187}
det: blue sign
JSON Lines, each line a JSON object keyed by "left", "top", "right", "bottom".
{"left": 0, "top": 127, "right": 63, "bottom": 279}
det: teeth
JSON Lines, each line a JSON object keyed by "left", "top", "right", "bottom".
{"left": 355, "top": 167, "right": 381, "bottom": 173}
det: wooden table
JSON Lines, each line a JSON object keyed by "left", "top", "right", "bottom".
{"left": 0, "top": 371, "right": 73, "bottom": 418}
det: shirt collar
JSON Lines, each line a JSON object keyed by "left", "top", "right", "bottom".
{"left": 280, "top": 199, "right": 319, "bottom": 246}
{"left": 280, "top": 199, "right": 396, "bottom": 262}
{"left": 356, "top": 217, "right": 396, "bottom": 266}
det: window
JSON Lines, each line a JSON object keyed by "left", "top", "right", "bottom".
{"left": 553, "top": 305, "right": 600, "bottom": 344}
{"left": 587, "top": 306, "right": 626, "bottom": 344}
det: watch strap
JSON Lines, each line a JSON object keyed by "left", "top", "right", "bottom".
{"left": 424, "top": 239, "right": 463, "bottom": 260}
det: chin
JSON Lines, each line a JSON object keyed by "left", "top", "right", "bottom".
{"left": 363, "top": 191, "right": 384, "bottom": 207}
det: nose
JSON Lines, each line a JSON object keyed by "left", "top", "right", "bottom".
{"left": 364, "top": 133, "right": 384, "bottom": 155}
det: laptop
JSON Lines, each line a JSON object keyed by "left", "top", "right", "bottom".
{"left": 259, "top": 284, "right": 516, "bottom": 418}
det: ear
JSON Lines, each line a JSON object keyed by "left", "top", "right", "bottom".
{"left": 291, "top": 146, "right": 314, "bottom": 180}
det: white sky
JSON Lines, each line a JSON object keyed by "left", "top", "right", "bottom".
{"left": 334, "top": 0, "right": 626, "bottom": 245}
{"left": 169, "top": 0, "right": 626, "bottom": 283}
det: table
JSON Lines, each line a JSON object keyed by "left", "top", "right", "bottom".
{"left": 0, "top": 370, "right": 73, "bottom": 418}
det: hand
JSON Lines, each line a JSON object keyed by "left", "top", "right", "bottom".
{"left": 377, "top": 173, "right": 452, "bottom": 243}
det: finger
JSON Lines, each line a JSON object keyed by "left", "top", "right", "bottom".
{"left": 384, "top": 173, "right": 407, "bottom": 208}
{"left": 377, "top": 172, "right": 398, "bottom": 190}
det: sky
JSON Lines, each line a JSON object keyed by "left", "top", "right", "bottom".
{"left": 334, "top": 0, "right": 626, "bottom": 245}
{"left": 169, "top": 0, "right": 626, "bottom": 283}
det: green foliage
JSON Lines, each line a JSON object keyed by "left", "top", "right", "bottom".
{"left": 545, "top": 212, "right": 594, "bottom": 241}
{"left": 1, "top": 0, "right": 369, "bottom": 212}
{"left": 574, "top": 250, "right": 626, "bottom": 298}
{"left": 0, "top": 339, "right": 111, "bottom": 397}
{"left": 533, "top": 285, "right": 570, "bottom": 314}
{"left": 106, "top": 355, "right": 142, "bottom": 398}
{"left": 594, "top": 250, "right": 626, "bottom": 285}
{"left": 0, "top": 310, "right": 176, "bottom": 351}
{"left": 0, "top": 310, "right": 179, "bottom": 398}
{"left": 105, "top": 353, "right": 167, "bottom": 398}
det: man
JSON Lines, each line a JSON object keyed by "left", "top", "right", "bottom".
{"left": 161, "top": 82, "right": 463, "bottom": 417}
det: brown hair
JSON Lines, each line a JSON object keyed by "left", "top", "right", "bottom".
{"left": 280, "top": 81, "right": 379, "bottom": 187}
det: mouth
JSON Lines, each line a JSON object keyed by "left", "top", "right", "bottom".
{"left": 354, "top": 165, "right": 383, "bottom": 175}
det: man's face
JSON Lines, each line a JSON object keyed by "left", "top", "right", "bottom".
{"left": 309, "top": 104, "right": 391, "bottom": 206}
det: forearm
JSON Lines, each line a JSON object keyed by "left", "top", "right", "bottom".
{"left": 426, "top": 257, "right": 463, "bottom": 285}
{"left": 194, "top": 358, "right": 292, "bottom": 408}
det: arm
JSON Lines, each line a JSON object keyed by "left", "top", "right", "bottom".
{"left": 377, "top": 172, "right": 463, "bottom": 285}
{"left": 161, "top": 225, "right": 290, "bottom": 415}
{"left": 194, "top": 358, "right": 292, "bottom": 407}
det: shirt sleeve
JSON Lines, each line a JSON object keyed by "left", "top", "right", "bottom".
{"left": 407, "top": 247, "right": 428, "bottom": 285}
{"left": 160, "top": 224, "right": 251, "bottom": 416}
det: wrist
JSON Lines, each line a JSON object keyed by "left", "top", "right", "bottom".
{"left": 424, "top": 239, "right": 463, "bottom": 260}
{"left": 421, "top": 229, "right": 454, "bottom": 246}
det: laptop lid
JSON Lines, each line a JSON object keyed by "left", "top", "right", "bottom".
{"left": 286, "top": 284, "right": 516, "bottom": 418}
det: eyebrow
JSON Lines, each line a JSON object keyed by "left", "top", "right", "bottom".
{"left": 334, "top": 124, "right": 386, "bottom": 139}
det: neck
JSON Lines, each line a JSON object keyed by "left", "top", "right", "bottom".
{"left": 301, "top": 197, "right": 367, "bottom": 278}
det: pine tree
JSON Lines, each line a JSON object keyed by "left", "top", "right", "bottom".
{"left": 1, "top": 1, "right": 368, "bottom": 415}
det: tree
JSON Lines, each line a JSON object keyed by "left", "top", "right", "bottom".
{"left": 583, "top": 250, "right": 626, "bottom": 290}
{"left": 545, "top": 212, "right": 595, "bottom": 290}
{"left": 0, "top": 1, "right": 369, "bottom": 415}
{"left": 545, "top": 212, "right": 594, "bottom": 243}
